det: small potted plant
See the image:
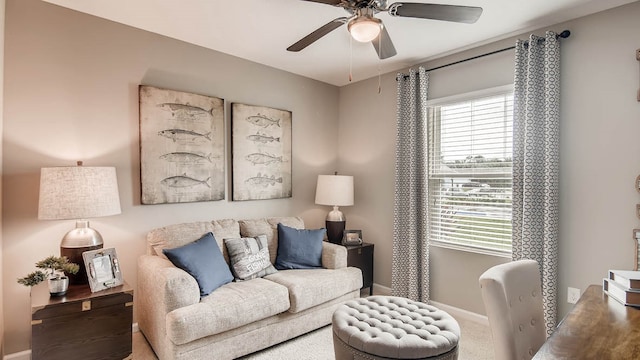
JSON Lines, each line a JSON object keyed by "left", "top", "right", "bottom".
{"left": 17, "top": 256, "right": 80, "bottom": 296}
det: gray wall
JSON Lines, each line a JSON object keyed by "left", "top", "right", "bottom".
{"left": 2, "top": 0, "right": 339, "bottom": 353}
{"left": 339, "top": 1, "right": 640, "bottom": 316}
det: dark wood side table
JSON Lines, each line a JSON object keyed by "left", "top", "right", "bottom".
{"left": 346, "top": 242, "right": 374, "bottom": 295}
{"left": 31, "top": 281, "right": 133, "bottom": 360}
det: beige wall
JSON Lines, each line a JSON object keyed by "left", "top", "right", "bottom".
{"left": 4, "top": 0, "right": 640, "bottom": 354}
{"left": 339, "top": 1, "right": 640, "bottom": 317}
{"left": 2, "top": 0, "right": 339, "bottom": 353}
{"left": 0, "top": 0, "right": 5, "bottom": 356}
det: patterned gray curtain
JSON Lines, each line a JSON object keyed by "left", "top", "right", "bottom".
{"left": 392, "top": 67, "right": 429, "bottom": 301}
{"left": 512, "top": 31, "right": 561, "bottom": 336}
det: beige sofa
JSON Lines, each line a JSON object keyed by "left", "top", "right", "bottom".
{"left": 137, "top": 216, "right": 363, "bottom": 360}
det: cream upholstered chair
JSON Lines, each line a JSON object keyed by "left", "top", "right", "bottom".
{"left": 479, "top": 259, "right": 546, "bottom": 360}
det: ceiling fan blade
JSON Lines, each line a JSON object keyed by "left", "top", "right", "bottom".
{"left": 388, "top": 3, "right": 483, "bottom": 24}
{"left": 299, "top": 0, "right": 343, "bottom": 4}
{"left": 372, "top": 25, "right": 397, "bottom": 59}
{"left": 287, "top": 17, "right": 348, "bottom": 52}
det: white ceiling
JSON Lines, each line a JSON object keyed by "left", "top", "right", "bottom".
{"left": 43, "top": 0, "right": 637, "bottom": 86}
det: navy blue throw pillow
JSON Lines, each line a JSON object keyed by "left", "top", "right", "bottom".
{"left": 163, "top": 232, "right": 233, "bottom": 297}
{"left": 275, "top": 224, "right": 325, "bottom": 270}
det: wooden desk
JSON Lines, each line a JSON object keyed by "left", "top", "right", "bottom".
{"left": 533, "top": 284, "right": 640, "bottom": 359}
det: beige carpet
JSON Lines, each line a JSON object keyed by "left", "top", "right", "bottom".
{"left": 133, "top": 315, "right": 494, "bottom": 360}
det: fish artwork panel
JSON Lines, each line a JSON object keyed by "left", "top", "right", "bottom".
{"left": 139, "top": 85, "right": 225, "bottom": 204}
{"left": 159, "top": 152, "right": 216, "bottom": 164}
{"left": 231, "top": 103, "right": 292, "bottom": 201}
{"left": 158, "top": 102, "right": 215, "bottom": 116}
{"left": 245, "top": 173, "right": 283, "bottom": 187}
{"left": 157, "top": 102, "right": 215, "bottom": 123}
{"left": 246, "top": 132, "right": 281, "bottom": 144}
{"left": 158, "top": 128, "right": 212, "bottom": 143}
{"left": 161, "top": 174, "right": 211, "bottom": 188}
{"left": 245, "top": 114, "right": 280, "bottom": 128}
{"left": 245, "top": 152, "right": 283, "bottom": 166}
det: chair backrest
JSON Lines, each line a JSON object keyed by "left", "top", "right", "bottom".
{"left": 479, "top": 259, "right": 546, "bottom": 360}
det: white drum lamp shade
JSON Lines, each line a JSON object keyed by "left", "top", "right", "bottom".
{"left": 38, "top": 166, "right": 121, "bottom": 221}
{"left": 38, "top": 164, "right": 121, "bottom": 284}
{"left": 315, "top": 174, "right": 354, "bottom": 244}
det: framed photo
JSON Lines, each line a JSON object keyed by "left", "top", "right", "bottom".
{"left": 82, "top": 248, "right": 124, "bottom": 292}
{"left": 342, "top": 230, "right": 363, "bottom": 246}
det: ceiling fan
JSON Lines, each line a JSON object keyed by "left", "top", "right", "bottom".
{"left": 287, "top": 0, "right": 483, "bottom": 59}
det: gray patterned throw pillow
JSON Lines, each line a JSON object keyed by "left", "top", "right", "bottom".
{"left": 224, "top": 235, "right": 277, "bottom": 280}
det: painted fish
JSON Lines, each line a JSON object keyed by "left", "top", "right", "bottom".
{"left": 159, "top": 152, "right": 214, "bottom": 163}
{"left": 158, "top": 129, "right": 211, "bottom": 142}
{"left": 246, "top": 133, "right": 280, "bottom": 144}
{"left": 245, "top": 152, "right": 283, "bottom": 165}
{"left": 161, "top": 175, "right": 211, "bottom": 188}
{"left": 245, "top": 173, "right": 283, "bottom": 187}
{"left": 158, "top": 103, "right": 214, "bottom": 117}
{"left": 245, "top": 114, "right": 280, "bottom": 128}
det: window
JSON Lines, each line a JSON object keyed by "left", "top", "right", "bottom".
{"left": 428, "top": 87, "right": 513, "bottom": 256}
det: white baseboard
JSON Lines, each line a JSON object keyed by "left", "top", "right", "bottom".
{"left": 3, "top": 350, "right": 29, "bottom": 360}
{"left": 371, "top": 283, "right": 489, "bottom": 326}
{"left": 429, "top": 300, "right": 489, "bottom": 326}
{"left": 4, "top": 323, "right": 140, "bottom": 360}
{"left": 371, "top": 283, "right": 392, "bottom": 295}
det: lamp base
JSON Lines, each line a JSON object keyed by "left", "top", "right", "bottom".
{"left": 61, "top": 245, "right": 102, "bottom": 285}
{"left": 60, "top": 220, "right": 105, "bottom": 285}
{"left": 326, "top": 220, "right": 346, "bottom": 245}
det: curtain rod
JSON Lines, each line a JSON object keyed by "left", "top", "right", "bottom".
{"left": 396, "top": 30, "right": 571, "bottom": 80}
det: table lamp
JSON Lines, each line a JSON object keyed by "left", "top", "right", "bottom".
{"left": 38, "top": 161, "right": 121, "bottom": 284}
{"left": 315, "top": 174, "right": 354, "bottom": 244}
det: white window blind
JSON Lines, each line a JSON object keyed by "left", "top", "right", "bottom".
{"left": 428, "top": 90, "right": 513, "bottom": 255}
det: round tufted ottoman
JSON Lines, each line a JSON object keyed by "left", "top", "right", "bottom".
{"left": 332, "top": 296, "right": 460, "bottom": 360}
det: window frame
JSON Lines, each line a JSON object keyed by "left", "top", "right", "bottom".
{"left": 427, "top": 85, "right": 514, "bottom": 258}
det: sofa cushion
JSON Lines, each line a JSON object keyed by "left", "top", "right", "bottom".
{"left": 149, "top": 221, "right": 214, "bottom": 259}
{"left": 210, "top": 219, "right": 243, "bottom": 256}
{"left": 163, "top": 232, "right": 234, "bottom": 297}
{"left": 275, "top": 224, "right": 324, "bottom": 270}
{"left": 224, "top": 235, "right": 277, "bottom": 280}
{"left": 166, "top": 278, "right": 291, "bottom": 345}
{"left": 265, "top": 267, "right": 363, "bottom": 313}
{"left": 148, "top": 219, "right": 240, "bottom": 262}
{"left": 239, "top": 217, "right": 305, "bottom": 264}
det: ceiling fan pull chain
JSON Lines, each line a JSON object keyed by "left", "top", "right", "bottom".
{"left": 349, "top": 36, "right": 354, "bottom": 82}
{"left": 378, "top": 35, "right": 382, "bottom": 93}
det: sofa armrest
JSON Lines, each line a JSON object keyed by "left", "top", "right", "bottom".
{"left": 138, "top": 255, "right": 200, "bottom": 312}
{"left": 322, "top": 241, "right": 348, "bottom": 269}
{"left": 137, "top": 254, "right": 200, "bottom": 355}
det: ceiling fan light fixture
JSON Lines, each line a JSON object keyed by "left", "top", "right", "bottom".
{"left": 348, "top": 16, "right": 382, "bottom": 42}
